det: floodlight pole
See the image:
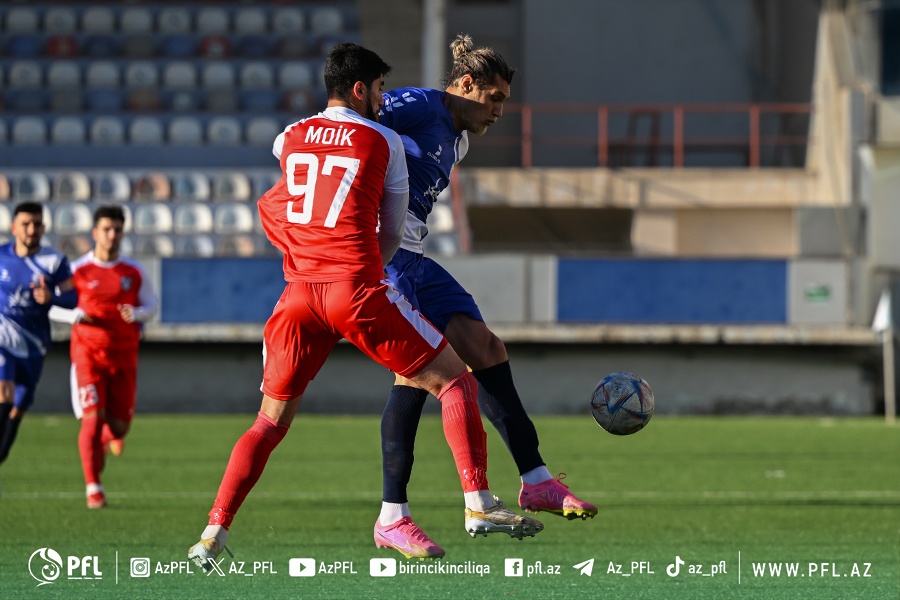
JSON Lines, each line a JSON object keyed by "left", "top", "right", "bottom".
{"left": 883, "top": 327, "right": 896, "bottom": 425}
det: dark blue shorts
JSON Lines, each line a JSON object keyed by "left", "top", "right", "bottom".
{"left": 0, "top": 348, "right": 45, "bottom": 411}
{"left": 385, "top": 248, "right": 483, "bottom": 332}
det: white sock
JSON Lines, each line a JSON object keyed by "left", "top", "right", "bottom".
{"left": 464, "top": 490, "right": 495, "bottom": 512}
{"left": 86, "top": 483, "right": 103, "bottom": 496}
{"left": 521, "top": 466, "right": 554, "bottom": 486}
{"left": 201, "top": 525, "right": 229, "bottom": 546}
{"left": 379, "top": 502, "right": 410, "bottom": 526}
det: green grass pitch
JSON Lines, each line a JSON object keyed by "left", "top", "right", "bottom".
{"left": 0, "top": 414, "right": 898, "bottom": 599}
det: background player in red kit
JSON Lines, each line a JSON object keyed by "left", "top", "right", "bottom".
{"left": 188, "top": 42, "right": 541, "bottom": 571}
{"left": 50, "top": 205, "right": 158, "bottom": 509}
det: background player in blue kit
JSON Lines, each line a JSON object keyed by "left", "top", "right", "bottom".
{"left": 0, "top": 202, "right": 77, "bottom": 471}
{"left": 374, "top": 35, "right": 597, "bottom": 556}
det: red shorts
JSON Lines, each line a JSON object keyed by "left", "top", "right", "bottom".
{"left": 262, "top": 279, "right": 447, "bottom": 400}
{"left": 70, "top": 348, "right": 138, "bottom": 423}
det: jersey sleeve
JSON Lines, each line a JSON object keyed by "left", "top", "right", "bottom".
{"left": 379, "top": 88, "right": 432, "bottom": 132}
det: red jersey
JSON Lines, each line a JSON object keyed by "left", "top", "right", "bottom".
{"left": 258, "top": 106, "right": 409, "bottom": 283}
{"left": 69, "top": 253, "right": 152, "bottom": 354}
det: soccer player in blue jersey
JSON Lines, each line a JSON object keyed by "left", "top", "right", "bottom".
{"left": 373, "top": 35, "right": 597, "bottom": 557}
{"left": 0, "top": 202, "right": 77, "bottom": 472}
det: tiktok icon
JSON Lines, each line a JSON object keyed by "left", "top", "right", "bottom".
{"left": 667, "top": 556, "right": 685, "bottom": 577}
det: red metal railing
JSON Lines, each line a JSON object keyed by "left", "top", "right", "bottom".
{"left": 481, "top": 102, "right": 813, "bottom": 168}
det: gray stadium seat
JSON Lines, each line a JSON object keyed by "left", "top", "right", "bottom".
{"left": 53, "top": 171, "right": 91, "bottom": 202}
{"left": 133, "top": 203, "right": 174, "bottom": 234}
{"left": 214, "top": 203, "right": 255, "bottom": 233}
{"left": 90, "top": 117, "right": 126, "bottom": 145}
{"left": 53, "top": 204, "right": 93, "bottom": 235}
{"left": 174, "top": 234, "right": 216, "bottom": 257}
{"left": 129, "top": 118, "right": 165, "bottom": 145}
{"left": 234, "top": 7, "right": 268, "bottom": 34}
{"left": 12, "top": 117, "right": 48, "bottom": 145}
{"left": 240, "top": 62, "right": 275, "bottom": 88}
{"left": 86, "top": 62, "right": 120, "bottom": 88}
{"left": 47, "top": 62, "right": 81, "bottom": 88}
{"left": 134, "top": 234, "right": 174, "bottom": 257}
{"left": 8, "top": 61, "right": 43, "bottom": 89}
{"left": 123, "top": 35, "right": 157, "bottom": 59}
{"left": 246, "top": 118, "right": 281, "bottom": 146}
{"left": 5, "top": 7, "right": 39, "bottom": 33}
{"left": 133, "top": 173, "right": 171, "bottom": 201}
{"left": 94, "top": 172, "right": 131, "bottom": 202}
{"left": 207, "top": 118, "right": 242, "bottom": 146}
{"left": 172, "top": 172, "right": 211, "bottom": 201}
{"left": 205, "top": 91, "right": 240, "bottom": 113}
{"left": 125, "top": 62, "right": 159, "bottom": 87}
{"left": 196, "top": 8, "right": 229, "bottom": 34}
{"left": 309, "top": 7, "right": 345, "bottom": 35}
{"left": 13, "top": 172, "right": 51, "bottom": 201}
{"left": 216, "top": 234, "right": 257, "bottom": 257}
{"left": 51, "top": 118, "right": 87, "bottom": 145}
{"left": 168, "top": 117, "right": 204, "bottom": 145}
{"left": 163, "top": 62, "right": 198, "bottom": 88}
{"left": 174, "top": 203, "right": 214, "bottom": 234}
{"left": 44, "top": 7, "right": 78, "bottom": 33}
{"left": 279, "top": 63, "right": 314, "bottom": 89}
{"left": 202, "top": 63, "right": 236, "bottom": 88}
{"left": 120, "top": 8, "right": 153, "bottom": 34}
{"left": 81, "top": 7, "right": 116, "bottom": 33}
{"left": 212, "top": 172, "right": 251, "bottom": 201}
{"left": 158, "top": 8, "right": 192, "bottom": 34}
{"left": 50, "top": 89, "right": 84, "bottom": 113}
{"left": 0, "top": 205, "right": 12, "bottom": 231}
{"left": 272, "top": 7, "right": 305, "bottom": 34}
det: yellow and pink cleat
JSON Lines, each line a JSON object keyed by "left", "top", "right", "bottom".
{"left": 374, "top": 517, "right": 445, "bottom": 559}
{"left": 518, "top": 473, "right": 597, "bottom": 520}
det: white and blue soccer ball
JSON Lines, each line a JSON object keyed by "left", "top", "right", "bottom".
{"left": 591, "top": 371, "right": 654, "bottom": 435}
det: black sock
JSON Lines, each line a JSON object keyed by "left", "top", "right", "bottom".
{"left": 381, "top": 385, "right": 428, "bottom": 503}
{"left": 0, "top": 407, "right": 22, "bottom": 465}
{"left": 473, "top": 361, "right": 544, "bottom": 475}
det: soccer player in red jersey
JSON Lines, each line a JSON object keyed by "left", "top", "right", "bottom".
{"left": 188, "top": 43, "right": 542, "bottom": 570}
{"left": 50, "top": 205, "right": 158, "bottom": 509}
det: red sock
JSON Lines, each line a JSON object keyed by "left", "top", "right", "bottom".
{"left": 100, "top": 423, "right": 117, "bottom": 446}
{"left": 438, "top": 371, "right": 489, "bottom": 492}
{"left": 208, "top": 412, "right": 289, "bottom": 529}
{"left": 78, "top": 415, "right": 104, "bottom": 486}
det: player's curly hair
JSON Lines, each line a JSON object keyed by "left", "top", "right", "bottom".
{"left": 441, "top": 34, "right": 516, "bottom": 89}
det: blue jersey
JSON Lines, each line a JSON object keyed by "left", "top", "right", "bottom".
{"left": 379, "top": 87, "right": 469, "bottom": 253}
{"left": 0, "top": 243, "right": 73, "bottom": 358}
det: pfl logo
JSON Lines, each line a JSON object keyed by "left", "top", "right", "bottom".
{"left": 28, "top": 548, "right": 102, "bottom": 587}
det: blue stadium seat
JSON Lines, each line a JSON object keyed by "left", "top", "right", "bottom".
{"left": 158, "top": 8, "right": 192, "bottom": 34}
{"left": 172, "top": 172, "right": 211, "bottom": 201}
{"left": 51, "top": 118, "right": 87, "bottom": 145}
{"left": 90, "top": 117, "right": 126, "bottom": 145}
{"left": 236, "top": 35, "right": 276, "bottom": 58}
{"left": 6, "top": 90, "right": 47, "bottom": 112}
{"left": 207, "top": 117, "right": 242, "bottom": 146}
{"left": 6, "top": 35, "right": 44, "bottom": 58}
{"left": 160, "top": 35, "right": 197, "bottom": 58}
{"left": 94, "top": 172, "right": 131, "bottom": 201}
{"left": 13, "top": 172, "right": 51, "bottom": 201}
{"left": 125, "top": 62, "right": 160, "bottom": 88}
{"left": 241, "top": 89, "right": 280, "bottom": 113}
{"left": 240, "top": 62, "right": 275, "bottom": 88}
{"left": 86, "top": 90, "right": 125, "bottom": 112}
{"left": 198, "top": 36, "right": 232, "bottom": 59}
{"left": 167, "top": 90, "right": 202, "bottom": 112}
{"left": 83, "top": 35, "right": 121, "bottom": 59}
{"left": 212, "top": 172, "right": 251, "bottom": 201}
{"left": 205, "top": 90, "right": 240, "bottom": 113}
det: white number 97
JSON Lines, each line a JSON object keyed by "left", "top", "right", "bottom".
{"left": 285, "top": 152, "right": 360, "bottom": 228}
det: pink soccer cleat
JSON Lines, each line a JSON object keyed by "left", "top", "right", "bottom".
{"left": 106, "top": 438, "right": 124, "bottom": 457}
{"left": 374, "top": 517, "right": 445, "bottom": 560}
{"left": 87, "top": 491, "right": 107, "bottom": 509}
{"left": 518, "top": 473, "right": 597, "bottom": 520}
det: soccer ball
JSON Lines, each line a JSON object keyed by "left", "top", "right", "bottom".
{"left": 591, "top": 372, "right": 654, "bottom": 435}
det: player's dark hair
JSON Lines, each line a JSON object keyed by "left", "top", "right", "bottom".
{"left": 13, "top": 202, "right": 43, "bottom": 218}
{"left": 323, "top": 42, "right": 391, "bottom": 101}
{"left": 441, "top": 34, "right": 516, "bottom": 88}
{"left": 93, "top": 205, "right": 126, "bottom": 227}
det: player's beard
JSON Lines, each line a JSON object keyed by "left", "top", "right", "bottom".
{"left": 365, "top": 102, "right": 379, "bottom": 122}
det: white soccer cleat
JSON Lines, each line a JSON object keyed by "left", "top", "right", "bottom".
{"left": 188, "top": 538, "right": 233, "bottom": 574}
{"left": 464, "top": 496, "right": 544, "bottom": 539}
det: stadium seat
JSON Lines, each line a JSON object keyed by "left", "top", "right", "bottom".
{"left": 163, "top": 62, "right": 198, "bottom": 88}
{"left": 120, "top": 8, "right": 153, "bottom": 34}
{"left": 172, "top": 172, "right": 211, "bottom": 201}
{"left": 251, "top": 171, "right": 280, "bottom": 199}
{"left": 429, "top": 203, "right": 456, "bottom": 233}
{"left": 174, "top": 203, "right": 214, "bottom": 234}
{"left": 0, "top": 175, "right": 9, "bottom": 202}
{"left": 53, "top": 204, "right": 93, "bottom": 235}
{"left": 168, "top": 90, "right": 201, "bottom": 112}
{"left": 216, "top": 234, "right": 257, "bottom": 257}
{"left": 201, "top": 63, "right": 235, "bottom": 88}
{"left": 212, "top": 172, "right": 251, "bottom": 201}
{"left": 50, "top": 90, "right": 85, "bottom": 113}
{"left": 283, "top": 89, "right": 315, "bottom": 114}
{"left": 58, "top": 235, "right": 94, "bottom": 258}
{"left": 83, "top": 35, "right": 121, "bottom": 59}
{"left": 45, "top": 35, "right": 80, "bottom": 59}
{"left": 11, "top": 117, "right": 47, "bottom": 145}
{"left": 158, "top": 8, "right": 192, "bottom": 34}
{"left": 272, "top": 8, "right": 305, "bottom": 34}
{"left": 126, "top": 88, "right": 163, "bottom": 112}
{"left": 276, "top": 36, "right": 312, "bottom": 59}
{"left": 118, "top": 236, "right": 134, "bottom": 256}
{"left": 5, "top": 7, "right": 39, "bottom": 33}
{"left": 197, "top": 7, "right": 229, "bottom": 34}
{"left": 168, "top": 117, "right": 204, "bottom": 145}
{"left": 174, "top": 234, "right": 215, "bottom": 257}
{"left": 236, "top": 35, "right": 276, "bottom": 58}
{"left": 205, "top": 90, "right": 240, "bottom": 113}
{"left": 123, "top": 35, "right": 157, "bottom": 59}
{"left": 279, "top": 63, "right": 314, "bottom": 89}
{"left": 53, "top": 172, "right": 91, "bottom": 202}
{"left": 0, "top": 204, "right": 11, "bottom": 230}
{"left": 133, "top": 234, "right": 174, "bottom": 257}
{"left": 133, "top": 173, "right": 171, "bottom": 201}
{"left": 8, "top": 61, "right": 43, "bottom": 89}
{"left": 234, "top": 7, "right": 268, "bottom": 34}
{"left": 160, "top": 35, "right": 196, "bottom": 58}
{"left": 13, "top": 172, "right": 51, "bottom": 201}
{"left": 94, "top": 172, "right": 131, "bottom": 202}
{"left": 51, "top": 118, "right": 87, "bottom": 145}
{"left": 86, "top": 62, "right": 120, "bottom": 88}
{"left": 43, "top": 7, "right": 78, "bottom": 33}
{"left": 309, "top": 7, "right": 345, "bottom": 35}
{"left": 207, "top": 118, "right": 242, "bottom": 146}
{"left": 133, "top": 203, "right": 174, "bottom": 234}
{"left": 129, "top": 118, "right": 165, "bottom": 145}
{"left": 47, "top": 62, "right": 81, "bottom": 88}
{"left": 6, "top": 90, "right": 47, "bottom": 112}
{"left": 81, "top": 7, "right": 116, "bottom": 34}
{"left": 240, "top": 62, "right": 275, "bottom": 88}
{"left": 246, "top": 117, "right": 281, "bottom": 146}
{"left": 6, "top": 35, "right": 43, "bottom": 58}
{"left": 241, "top": 90, "right": 280, "bottom": 113}
{"left": 86, "top": 89, "right": 124, "bottom": 112}
{"left": 90, "top": 116, "right": 126, "bottom": 145}
{"left": 214, "top": 203, "right": 254, "bottom": 233}
{"left": 198, "top": 36, "right": 232, "bottom": 60}
{"left": 125, "top": 62, "right": 160, "bottom": 88}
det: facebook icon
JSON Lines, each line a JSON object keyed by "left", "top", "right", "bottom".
{"left": 504, "top": 558, "right": 523, "bottom": 577}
